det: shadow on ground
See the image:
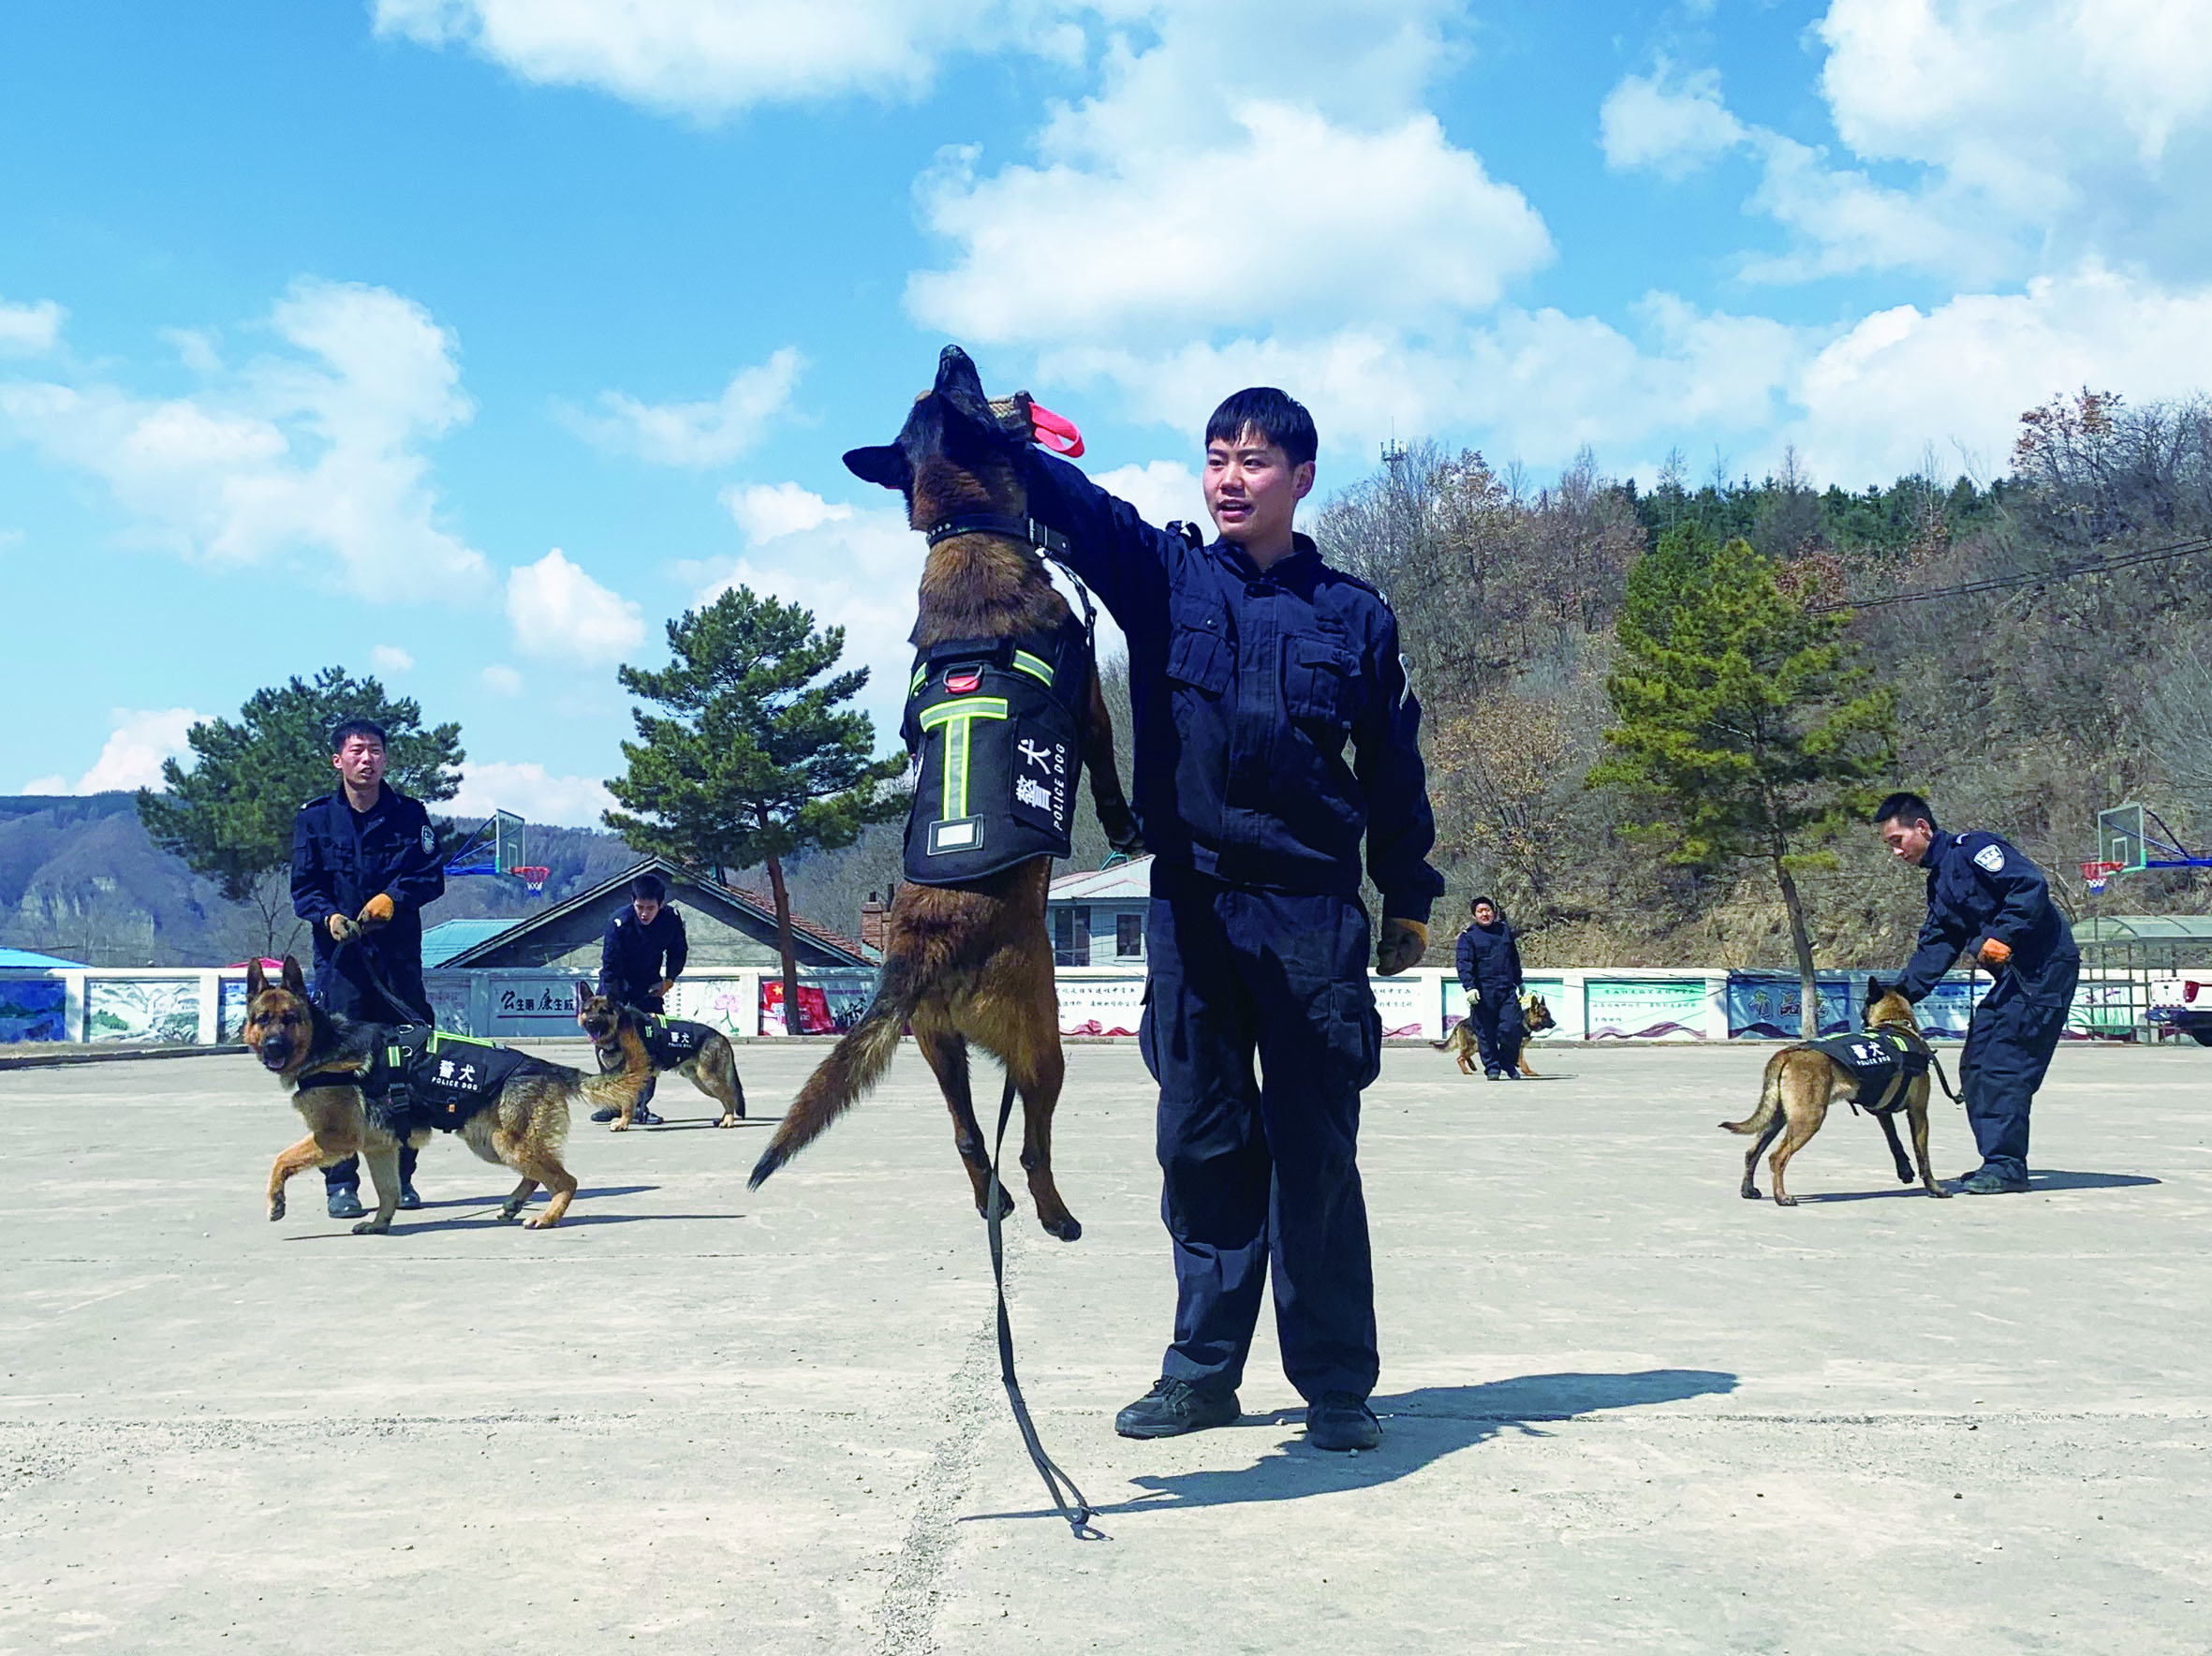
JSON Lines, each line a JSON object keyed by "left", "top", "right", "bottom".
{"left": 1801, "top": 1169, "right": 2160, "bottom": 1203}
{"left": 968, "top": 1368, "right": 1738, "bottom": 1523}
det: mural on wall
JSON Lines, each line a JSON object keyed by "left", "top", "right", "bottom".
{"left": 1585, "top": 979, "right": 1713, "bottom": 1041}
{"left": 759, "top": 970, "right": 877, "bottom": 1036}
{"left": 1057, "top": 975, "right": 1147, "bottom": 1038}
{"left": 1725, "top": 975, "right": 1856, "bottom": 1039}
{"left": 86, "top": 979, "right": 200, "bottom": 1044}
{"left": 425, "top": 976, "right": 474, "bottom": 1034}
{"left": 1370, "top": 974, "right": 1433, "bottom": 1040}
{"left": 218, "top": 977, "right": 252, "bottom": 1042}
{"left": 1, "top": 979, "right": 68, "bottom": 1043}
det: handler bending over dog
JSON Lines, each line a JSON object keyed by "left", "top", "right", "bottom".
{"left": 1874, "top": 791, "right": 2080, "bottom": 1194}
{"left": 1020, "top": 387, "right": 1442, "bottom": 1452}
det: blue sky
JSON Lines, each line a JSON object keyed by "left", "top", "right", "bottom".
{"left": 6, "top": 1, "right": 2210, "bottom": 822}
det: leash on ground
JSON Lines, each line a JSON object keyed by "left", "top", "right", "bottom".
{"left": 984, "top": 1069, "right": 1103, "bottom": 1541}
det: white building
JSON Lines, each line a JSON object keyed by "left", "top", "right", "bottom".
{"left": 1046, "top": 857, "right": 1154, "bottom": 967}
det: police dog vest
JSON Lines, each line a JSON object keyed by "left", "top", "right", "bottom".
{"left": 899, "top": 614, "right": 1092, "bottom": 884}
{"left": 635, "top": 1014, "right": 713, "bottom": 1070}
{"left": 301, "top": 1027, "right": 538, "bottom": 1137}
{"left": 1805, "top": 1029, "right": 1931, "bottom": 1114}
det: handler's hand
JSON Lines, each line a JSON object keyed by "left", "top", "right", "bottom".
{"left": 1976, "top": 937, "right": 2013, "bottom": 968}
{"left": 357, "top": 893, "right": 396, "bottom": 931}
{"left": 651, "top": 978, "right": 676, "bottom": 999}
{"left": 1376, "top": 918, "right": 1428, "bottom": 976}
{"left": 327, "top": 913, "right": 361, "bottom": 943}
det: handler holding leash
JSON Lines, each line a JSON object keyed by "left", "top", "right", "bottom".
{"left": 1454, "top": 895, "right": 1526, "bottom": 1080}
{"left": 1021, "top": 388, "right": 1442, "bottom": 1452}
{"left": 1874, "top": 791, "right": 2080, "bottom": 1194}
{"left": 291, "top": 718, "right": 446, "bottom": 1218}
{"left": 591, "top": 872, "right": 686, "bottom": 1124}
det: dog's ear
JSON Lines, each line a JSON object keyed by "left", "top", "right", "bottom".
{"left": 574, "top": 980, "right": 595, "bottom": 1015}
{"left": 843, "top": 442, "right": 912, "bottom": 492}
{"left": 280, "top": 955, "right": 307, "bottom": 997}
{"left": 1865, "top": 976, "right": 1887, "bottom": 1005}
{"left": 246, "top": 959, "right": 267, "bottom": 999}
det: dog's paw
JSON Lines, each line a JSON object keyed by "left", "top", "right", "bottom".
{"left": 1043, "top": 1213, "right": 1083, "bottom": 1243}
{"left": 1740, "top": 1187, "right": 1762, "bottom": 1200}
{"left": 269, "top": 1195, "right": 286, "bottom": 1221}
{"left": 1774, "top": 1194, "right": 1798, "bottom": 1208}
{"left": 715, "top": 1114, "right": 739, "bottom": 1129}
{"left": 610, "top": 1119, "right": 630, "bottom": 1132}
{"left": 1929, "top": 1185, "right": 1953, "bottom": 1199}
{"left": 521, "top": 1213, "right": 558, "bottom": 1229}
{"left": 351, "top": 1219, "right": 391, "bottom": 1235}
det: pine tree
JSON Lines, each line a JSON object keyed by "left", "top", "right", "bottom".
{"left": 137, "top": 668, "right": 464, "bottom": 958}
{"left": 1590, "top": 526, "right": 1893, "bottom": 1037}
{"left": 605, "top": 587, "right": 906, "bottom": 1028}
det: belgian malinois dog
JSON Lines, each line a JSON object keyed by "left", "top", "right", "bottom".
{"left": 1435, "top": 991, "right": 1556, "bottom": 1076}
{"left": 747, "top": 346, "right": 1140, "bottom": 1239}
{"left": 244, "top": 956, "right": 650, "bottom": 1233}
{"left": 574, "top": 984, "right": 746, "bottom": 1129}
{"left": 1721, "top": 979, "right": 1949, "bottom": 1205}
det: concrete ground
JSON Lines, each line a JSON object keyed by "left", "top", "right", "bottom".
{"left": 2, "top": 1038, "right": 2206, "bottom": 1655}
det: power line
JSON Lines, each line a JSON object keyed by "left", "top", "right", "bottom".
{"left": 1809, "top": 532, "right": 2212, "bottom": 614}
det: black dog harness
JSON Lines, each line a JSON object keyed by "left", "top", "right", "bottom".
{"left": 1804, "top": 1028, "right": 1933, "bottom": 1114}
{"left": 899, "top": 525, "right": 1099, "bottom": 885}
{"left": 297, "top": 1026, "right": 536, "bottom": 1135}
{"left": 612, "top": 1013, "right": 713, "bottom": 1069}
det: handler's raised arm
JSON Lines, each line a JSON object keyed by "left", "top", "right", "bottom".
{"left": 1020, "top": 449, "right": 1176, "bottom": 629}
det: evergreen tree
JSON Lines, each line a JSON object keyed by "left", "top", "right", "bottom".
{"left": 136, "top": 667, "right": 465, "bottom": 958}
{"left": 1591, "top": 526, "right": 1893, "bottom": 1036}
{"left": 605, "top": 587, "right": 906, "bottom": 1028}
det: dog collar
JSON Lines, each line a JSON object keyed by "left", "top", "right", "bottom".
{"left": 922, "top": 515, "right": 1073, "bottom": 559}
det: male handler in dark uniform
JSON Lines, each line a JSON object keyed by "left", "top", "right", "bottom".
{"left": 1875, "top": 791, "right": 2080, "bottom": 1193}
{"left": 291, "top": 718, "right": 446, "bottom": 1217}
{"left": 591, "top": 871, "right": 686, "bottom": 1124}
{"left": 1454, "top": 896, "right": 1526, "bottom": 1079}
{"left": 1020, "top": 387, "right": 1442, "bottom": 1452}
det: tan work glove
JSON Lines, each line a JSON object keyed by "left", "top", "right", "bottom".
{"left": 1976, "top": 937, "right": 2013, "bottom": 968}
{"left": 651, "top": 978, "right": 676, "bottom": 999}
{"left": 327, "top": 913, "right": 361, "bottom": 943}
{"left": 357, "top": 893, "right": 396, "bottom": 930}
{"left": 1376, "top": 918, "right": 1428, "bottom": 976}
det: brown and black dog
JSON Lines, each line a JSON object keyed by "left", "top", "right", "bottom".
{"left": 1721, "top": 979, "right": 1949, "bottom": 1206}
{"left": 1435, "top": 991, "right": 1556, "bottom": 1076}
{"left": 243, "top": 956, "right": 649, "bottom": 1233}
{"left": 574, "top": 984, "right": 746, "bottom": 1129}
{"left": 747, "top": 346, "right": 1140, "bottom": 1239}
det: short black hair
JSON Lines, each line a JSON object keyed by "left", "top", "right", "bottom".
{"left": 329, "top": 718, "right": 388, "bottom": 753}
{"left": 1205, "top": 388, "right": 1318, "bottom": 468}
{"left": 1470, "top": 895, "right": 1498, "bottom": 914}
{"left": 630, "top": 873, "right": 668, "bottom": 902}
{"left": 1872, "top": 791, "right": 1937, "bottom": 830}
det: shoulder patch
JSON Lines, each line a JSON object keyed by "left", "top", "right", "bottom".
{"left": 420, "top": 824, "right": 435, "bottom": 853}
{"left": 1972, "top": 842, "right": 2005, "bottom": 874}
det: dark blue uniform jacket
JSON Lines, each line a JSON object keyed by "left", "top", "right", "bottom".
{"left": 290, "top": 785, "right": 445, "bottom": 1021}
{"left": 1022, "top": 451, "right": 1443, "bottom": 922}
{"left": 1898, "top": 830, "right": 2079, "bottom": 1005}
{"left": 600, "top": 907, "right": 688, "bottom": 1003}
{"left": 1454, "top": 919, "right": 1524, "bottom": 998}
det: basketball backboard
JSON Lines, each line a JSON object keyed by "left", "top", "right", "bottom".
{"left": 2097, "top": 804, "right": 2146, "bottom": 872}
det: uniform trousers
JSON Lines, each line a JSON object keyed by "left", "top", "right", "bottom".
{"left": 1138, "top": 865, "right": 1383, "bottom": 1402}
{"left": 1959, "top": 954, "right": 2080, "bottom": 1179}
{"left": 1467, "top": 990, "right": 1526, "bottom": 1075}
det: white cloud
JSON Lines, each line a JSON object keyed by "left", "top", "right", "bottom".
{"left": 908, "top": 103, "right": 1548, "bottom": 347}
{"left": 505, "top": 548, "right": 648, "bottom": 666}
{"left": 0, "top": 279, "right": 487, "bottom": 596}
{"left": 449, "top": 761, "right": 617, "bottom": 828}
{"left": 0, "top": 296, "right": 63, "bottom": 355}
{"left": 1599, "top": 67, "right": 1745, "bottom": 178}
{"left": 371, "top": 0, "right": 1069, "bottom": 116}
{"left": 565, "top": 347, "right": 804, "bottom": 466}
{"left": 1088, "top": 461, "right": 1203, "bottom": 530}
{"left": 480, "top": 664, "right": 524, "bottom": 696}
{"left": 371, "top": 643, "right": 415, "bottom": 673}
{"left": 32, "top": 707, "right": 205, "bottom": 795}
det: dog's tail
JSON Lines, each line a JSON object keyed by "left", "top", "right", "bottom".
{"left": 581, "top": 1018, "right": 652, "bottom": 1118}
{"left": 1721, "top": 1053, "right": 1785, "bottom": 1135}
{"left": 748, "top": 956, "right": 920, "bottom": 1190}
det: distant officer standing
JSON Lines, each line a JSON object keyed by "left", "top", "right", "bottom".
{"left": 593, "top": 872, "right": 686, "bottom": 1125}
{"left": 1021, "top": 387, "right": 1442, "bottom": 1453}
{"left": 290, "top": 718, "right": 447, "bottom": 1218}
{"left": 1454, "top": 895, "right": 1526, "bottom": 1079}
{"left": 1874, "top": 791, "right": 2081, "bottom": 1193}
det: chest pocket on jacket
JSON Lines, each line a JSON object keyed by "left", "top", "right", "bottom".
{"left": 1167, "top": 619, "right": 1231, "bottom": 696}
{"left": 1283, "top": 635, "right": 1356, "bottom": 727}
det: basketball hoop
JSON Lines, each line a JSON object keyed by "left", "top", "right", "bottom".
{"left": 2081, "top": 860, "right": 2121, "bottom": 895}
{"left": 513, "top": 865, "right": 552, "bottom": 895}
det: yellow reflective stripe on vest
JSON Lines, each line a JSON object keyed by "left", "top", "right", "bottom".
{"left": 1011, "top": 650, "right": 1054, "bottom": 687}
{"left": 909, "top": 664, "right": 928, "bottom": 695}
{"left": 917, "top": 695, "right": 1010, "bottom": 821}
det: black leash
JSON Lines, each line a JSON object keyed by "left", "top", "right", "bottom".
{"left": 334, "top": 929, "right": 435, "bottom": 1026}
{"left": 983, "top": 1069, "right": 1102, "bottom": 1541}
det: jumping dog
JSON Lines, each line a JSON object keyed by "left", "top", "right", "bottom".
{"left": 244, "top": 956, "right": 650, "bottom": 1232}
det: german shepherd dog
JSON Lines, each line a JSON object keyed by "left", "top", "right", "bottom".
{"left": 1721, "top": 979, "right": 1949, "bottom": 1206}
{"left": 1435, "top": 991, "right": 1556, "bottom": 1076}
{"left": 574, "top": 984, "right": 746, "bottom": 1129}
{"left": 243, "top": 956, "right": 650, "bottom": 1233}
{"left": 747, "top": 346, "right": 1141, "bottom": 1239}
